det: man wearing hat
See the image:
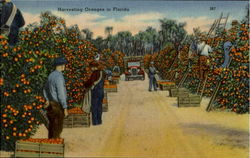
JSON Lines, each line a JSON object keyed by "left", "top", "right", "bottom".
{"left": 148, "top": 61, "right": 158, "bottom": 92}
{"left": 43, "top": 57, "right": 68, "bottom": 138}
{"left": 84, "top": 54, "right": 106, "bottom": 125}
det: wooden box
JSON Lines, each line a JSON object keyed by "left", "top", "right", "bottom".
{"left": 112, "top": 72, "right": 120, "bottom": 77}
{"left": 159, "top": 82, "right": 176, "bottom": 91}
{"left": 104, "top": 84, "right": 118, "bottom": 93}
{"left": 15, "top": 140, "right": 64, "bottom": 158}
{"left": 63, "top": 113, "right": 90, "bottom": 128}
{"left": 169, "top": 88, "right": 189, "bottom": 97}
{"left": 178, "top": 95, "right": 201, "bottom": 107}
{"left": 109, "top": 80, "right": 117, "bottom": 85}
{"left": 112, "top": 76, "right": 120, "bottom": 84}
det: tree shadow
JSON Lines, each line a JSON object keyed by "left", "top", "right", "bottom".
{"left": 182, "top": 123, "right": 249, "bottom": 149}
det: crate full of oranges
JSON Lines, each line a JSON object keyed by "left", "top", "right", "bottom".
{"left": 15, "top": 138, "right": 64, "bottom": 157}
{"left": 158, "top": 81, "right": 176, "bottom": 91}
{"left": 64, "top": 107, "right": 90, "bottom": 128}
{"left": 104, "top": 84, "right": 118, "bottom": 93}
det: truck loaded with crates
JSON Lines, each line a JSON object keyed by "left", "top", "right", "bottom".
{"left": 124, "top": 56, "right": 145, "bottom": 81}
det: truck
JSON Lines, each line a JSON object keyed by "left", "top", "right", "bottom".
{"left": 124, "top": 56, "right": 145, "bottom": 81}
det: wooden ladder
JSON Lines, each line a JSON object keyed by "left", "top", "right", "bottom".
{"left": 206, "top": 57, "right": 232, "bottom": 111}
{"left": 177, "top": 68, "right": 189, "bottom": 88}
{"left": 207, "top": 12, "right": 229, "bottom": 38}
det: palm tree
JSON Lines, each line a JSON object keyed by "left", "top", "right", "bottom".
{"left": 105, "top": 26, "right": 113, "bottom": 37}
{"left": 159, "top": 18, "right": 187, "bottom": 50}
{"left": 82, "top": 28, "right": 93, "bottom": 41}
{"left": 105, "top": 26, "right": 113, "bottom": 49}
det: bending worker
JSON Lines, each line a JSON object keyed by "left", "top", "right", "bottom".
{"left": 84, "top": 54, "right": 106, "bottom": 125}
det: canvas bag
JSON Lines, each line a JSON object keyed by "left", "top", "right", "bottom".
{"left": 0, "top": 3, "right": 17, "bottom": 36}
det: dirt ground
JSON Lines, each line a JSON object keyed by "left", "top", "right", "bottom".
{"left": 1, "top": 75, "right": 249, "bottom": 158}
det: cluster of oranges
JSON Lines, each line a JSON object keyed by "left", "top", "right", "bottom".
{"left": 67, "top": 107, "right": 86, "bottom": 114}
{"left": 145, "top": 45, "right": 177, "bottom": 79}
{"left": 20, "top": 138, "right": 64, "bottom": 144}
{"left": 104, "top": 84, "right": 117, "bottom": 89}
{"left": 1, "top": 11, "right": 126, "bottom": 151}
{"left": 99, "top": 49, "right": 125, "bottom": 71}
{"left": 145, "top": 21, "right": 249, "bottom": 113}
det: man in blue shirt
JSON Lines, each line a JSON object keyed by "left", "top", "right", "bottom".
{"left": 221, "top": 41, "right": 233, "bottom": 68}
{"left": 43, "top": 57, "right": 68, "bottom": 139}
{"left": 148, "top": 62, "right": 158, "bottom": 91}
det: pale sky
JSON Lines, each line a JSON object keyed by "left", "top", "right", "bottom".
{"left": 14, "top": 0, "right": 248, "bottom": 38}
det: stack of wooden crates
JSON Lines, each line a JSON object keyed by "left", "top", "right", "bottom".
{"left": 169, "top": 88, "right": 201, "bottom": 107}
{"left": 15, "top": 140, "right": 64, "bottom": 157}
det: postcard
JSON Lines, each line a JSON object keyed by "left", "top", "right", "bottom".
{"left": 0, "top": 0, "right": 249, "bottom": 157}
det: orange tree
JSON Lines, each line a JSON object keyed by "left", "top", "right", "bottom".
{"left": 212, "top": 22, "right": 249, "bottom": 113}
{"left": 0, "top": 36, "right": 51, "bottom": 150}
{"left": 0, "top": 11, "right": 64, "bottom": 150}
{"left": 169, "top": 45, "right": 189, "bottom": 84}
{"left": 150, "top": 45, "right": 177, "bottom": 79}
{"left": 100, "top": 49, "right": 125, "bottom": 74}
{"left": 58, "top": 25, "right": 97, "bottom": 106}
{"left": 0, "top": 12, "right": 98, "bottom": 150}
{"left": 161, "top": 20, "right": 249, "bottom": 113}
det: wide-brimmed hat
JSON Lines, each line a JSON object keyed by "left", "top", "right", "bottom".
{"left": 95, "top": 54, "right": 100, "bottom": 61}
{"left": 53, "top": 57, "right": 68, "bottom": 66}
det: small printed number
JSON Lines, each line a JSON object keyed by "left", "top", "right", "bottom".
{"left": 210, "top": 7, "right": 216, "bottom": 10}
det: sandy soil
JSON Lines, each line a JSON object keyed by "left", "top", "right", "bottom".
{"left": 1, "top": 75, "right": 249, "bottom": 158}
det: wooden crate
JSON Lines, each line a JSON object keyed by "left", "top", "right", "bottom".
{"left": 169, "top": 88, "right": 189, "bottom": 97}
{"left": 109, "top": 80, "right": 118, "bottom": 85}
{"left": 15, "top": 141, "right": 64, "bottom": 158}
{"left": 178, "top": 95, "right": 201, "bottom": 107}
{"left": 104, "top": 85, "right": 118, "bottom": 93}
{"left": 63, "top": 113, "right": 90, "bottom": 128}
{"left": 112, "top": 76, "right": 120, "bottom": 84}
{"left": 159, "top": 82, "right": 176, "bottom": 91}
{"left": 112, "top": 72, "right": 120, "bottom": 77}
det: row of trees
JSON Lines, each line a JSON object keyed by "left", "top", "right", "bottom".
{"left": 81, "top": 19, "right": 188, "bottom": 56}
{"left": 0, "top": 12, "right": 124, "bottom": 151}
{"left": 144, "top": 17, "right": 249, "bottom": 114}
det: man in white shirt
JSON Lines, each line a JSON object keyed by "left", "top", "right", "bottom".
{"left": 197, "top": 39, "right": 213, "bottom": 80}
{"left": 197, "top": 41, "right": 212, "bottom": 57}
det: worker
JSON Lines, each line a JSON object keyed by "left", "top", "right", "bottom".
{"left": 43, "top": 57, "right": 69, "bottom": 139}
{"left": 84, "top": 54, "right": 106, "bottom": 125}
{"left": 197, "top": 39, "right": 213, "bottom": 80}
{"left": 0, "top": 0, "right": 25, "bottom": 46}
{"left": 148, "top": 61, "right": 158, "bottom": 91}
